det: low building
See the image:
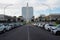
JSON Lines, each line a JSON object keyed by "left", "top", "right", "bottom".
{"left": 46, "top": 14, "right": 60, "bottom": 21}
{"left": 0, "top": 14, "right": 15, "bottom": 22}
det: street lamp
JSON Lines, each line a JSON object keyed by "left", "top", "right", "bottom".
{"left": 41, "top": 3, "right": 52, "bottom": 21}
{"left": 4, "top": 4, "right": 13, "bottom": 15}
{"left": 3, "top": 4, "right": 13, "bottom": 21}
{"left": 41, "top": 3, "right": 51, "bottom": 15}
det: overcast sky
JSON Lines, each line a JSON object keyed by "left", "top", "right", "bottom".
{"left": 0, "top": 0, "right": 60, "bottom": 17}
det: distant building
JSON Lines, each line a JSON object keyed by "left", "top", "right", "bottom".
{"left": 22, "top": 3, "right": 33, "bottom": 23}
{"left": 46, "top": 14, "right": 60, "bottom": 21}
{"left": 0, "top": 14, "right": 17, "bottom": 22}
{"left": 17, "top": 16, "right": 24, "bottom": 22}
{"left": 0, "top": 14, "right": 12, "bottom": 21}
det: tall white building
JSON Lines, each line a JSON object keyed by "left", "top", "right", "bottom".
{"left": 22, "top": 3, "right": 33, "bottom": 23}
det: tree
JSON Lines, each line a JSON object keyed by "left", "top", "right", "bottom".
{"left": 31, "top": 16, "right": 35, "bottom": 22}
{"left": 17, "top": 16, "right": 24, "bottom": 22}
{"left": 13, "top": 16, "right": 17, "bottom": 22}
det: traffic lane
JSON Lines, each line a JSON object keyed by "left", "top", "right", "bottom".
{"left": 29, "top": 25, "right": 60, "bottom": 40}
{"left": 0, "top": 25, "right": 28, "bottom": 40}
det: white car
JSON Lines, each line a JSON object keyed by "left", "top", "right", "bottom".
{"left": 38, "top": 23, "right": 45, "bottom": 28}
{"left": 9, "top": 23, "right": 15, "bottom": 29}
{"left": 33, "top": 23, "right": 37, "bottom": 26}
{"left": 38, "top": 23, "right": 41, "bottom": 27}
{"left": 44, "top": 24, "right": 55, "bottom": 31}
{"left": 13, "top": 23, "right": 19, "bottom": 28}
{"left": 38, "top": 23, "right": 43, "bottom": 27}
{"left": 50, "top": 24, "right": 60, "bottom": 35}
{"left": 4, "top": 24, "right": 11, "bottom": 31}
{"left": 20, "top": 23, "right": 23, "bottom": 26}
{"left": 0, "top": 24, "right": 6, "bottom": 33}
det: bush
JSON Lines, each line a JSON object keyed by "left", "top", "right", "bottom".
{"left": 56, "top": 20, "right": 60, "bottom": 24}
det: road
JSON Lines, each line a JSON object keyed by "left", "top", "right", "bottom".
{"left": 0, "top": 24, "right": 60, "bottom": 40}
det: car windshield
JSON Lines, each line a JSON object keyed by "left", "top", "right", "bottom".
{"left": 57, "top": 25, "right": 60, "bottom": 28}
{"left": 49, "top": 24, "right": 55, "bottom": 26}
{"left": 4, "top": 24, "right": 8, "bottom": 26}
{"left": 0, "top": 25, "right": 2, "bottom": 27}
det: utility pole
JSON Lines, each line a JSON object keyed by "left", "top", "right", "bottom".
{"left": 3, "top": 4, "right": 13, "bottom": 21}
{"left": 26, "top": 3, "right": 29, "bottom": 23}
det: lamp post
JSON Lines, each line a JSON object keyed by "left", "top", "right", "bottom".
{"left": 26, "top": 3, "right": 29, "bottom": 23}
{"left": 40, "top": 4, "right": 52, "bottom": 21}
{"left": 3, "top": 4, "right": 13, "bottom": 20}
{"left": 4, "top": 4, "right": 13, "bottom": 15}
{"left": 41, "top": 3, "right": 51, "bottom": 15}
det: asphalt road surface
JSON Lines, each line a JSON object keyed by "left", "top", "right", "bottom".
{"left": 0, "top": 24, "right": 60, "bottom": 40}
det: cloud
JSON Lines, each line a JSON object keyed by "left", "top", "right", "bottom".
{"left": 0, "top": 0, "right": 60, "bottom": 17}
{"left": 34, "top": 5, "right": 48, "bottom": 11}
{"left": 45, "top": 0, "right": 60, "bottom": 8}
{"left": 0, "top": 0, "right": 18, "bottom": 4}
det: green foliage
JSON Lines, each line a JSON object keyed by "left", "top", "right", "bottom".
{"left": 55, "top": 20, "right": 60, "bottom": 24}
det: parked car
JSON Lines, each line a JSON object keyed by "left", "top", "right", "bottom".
{"left": 50, "top": 24, "right": 60, "bottom": 35}
{"left": 9, "top": 23, "right": 15, "bottom": 29}
{"left": 19, "top": 23, "right": 23, "bottom": 26}
{"left": 4, "top": 24, "right": 12, "bottom": 31}
{"left": 38, "top": 23, "right": 45, "bottom": 28}
{"left": 38, "top": 23, "right": 43, "bottom": 27}
{"left": 33, "top": 23, "right": 37, "bottom": 26}
{"left": 44, "top": 24, "right": 55, "bottom": 31}
{"left": 13, "top": 23, "right": 20, "bottom": 28}
{"left": 0, "top": 24, "right": 6, "bottom": 33}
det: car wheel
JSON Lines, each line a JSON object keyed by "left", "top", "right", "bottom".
{"left": 48, "top": 28, "right": 50, "bottom": 31}
{"left": 0, "top": 31, "right": 2, "bottom": 34}
{"left": 51, "top": 31, "right": 56, "bottom": 35}
{"left": 3, "top": 29, "right": 6, "bottom": 33}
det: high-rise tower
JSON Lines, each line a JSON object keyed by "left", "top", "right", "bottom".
{"left": 22, "top": 3, "right": 33, "bottom": 23}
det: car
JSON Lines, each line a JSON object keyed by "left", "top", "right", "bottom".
{"left": 38, "top": 23, "right": 41, "bottom": 27}
{"left": 44, "top": 24, "right": 55, "bottom": 31}
{"left": 9, "top": 23, "right": 21, "bottom": 28}
{"left": 4, "top": 24, "right": 12, "bottom": 31}
{"left": 0, "top": 24, "right": 6, "bottom": 33}
{"left": 19, "top": 23, "right": 23, "bottom": 26}
{"left": 9, "top": 23, "right": 15, "bottom": 29}
{"left": 34, "top": 23, "right": 37, "bottom": 25}
{"left": 38, "top": 23, "right": 45, "bottom": 28}
{"left": 38, "top": 23, "right": 43, "bottom": 27}
{"left": 13, "top": 23, "right": 19, "bottom": 28}
{"left": 33, "top": 23, "right": 37, "bottom": 26}
{"left": 50, "top": 24, "right": 60, "bottom": 35}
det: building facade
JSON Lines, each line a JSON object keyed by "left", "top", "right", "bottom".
{"left": 0, "top": 14, "right": 19, "bottom": 23}
{"left": 22, "top": 3, "right": 33, "bottom": 23}
{"left": 46, "top": 14, "right": 60, "bottom": 21}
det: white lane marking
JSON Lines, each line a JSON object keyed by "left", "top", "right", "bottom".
{"left": 27, "top": 26, "right": 30, "bottom": 40}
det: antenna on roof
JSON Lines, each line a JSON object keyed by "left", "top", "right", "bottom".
{"left": 27, "top": 2, "right": 28, "bottom": 7}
